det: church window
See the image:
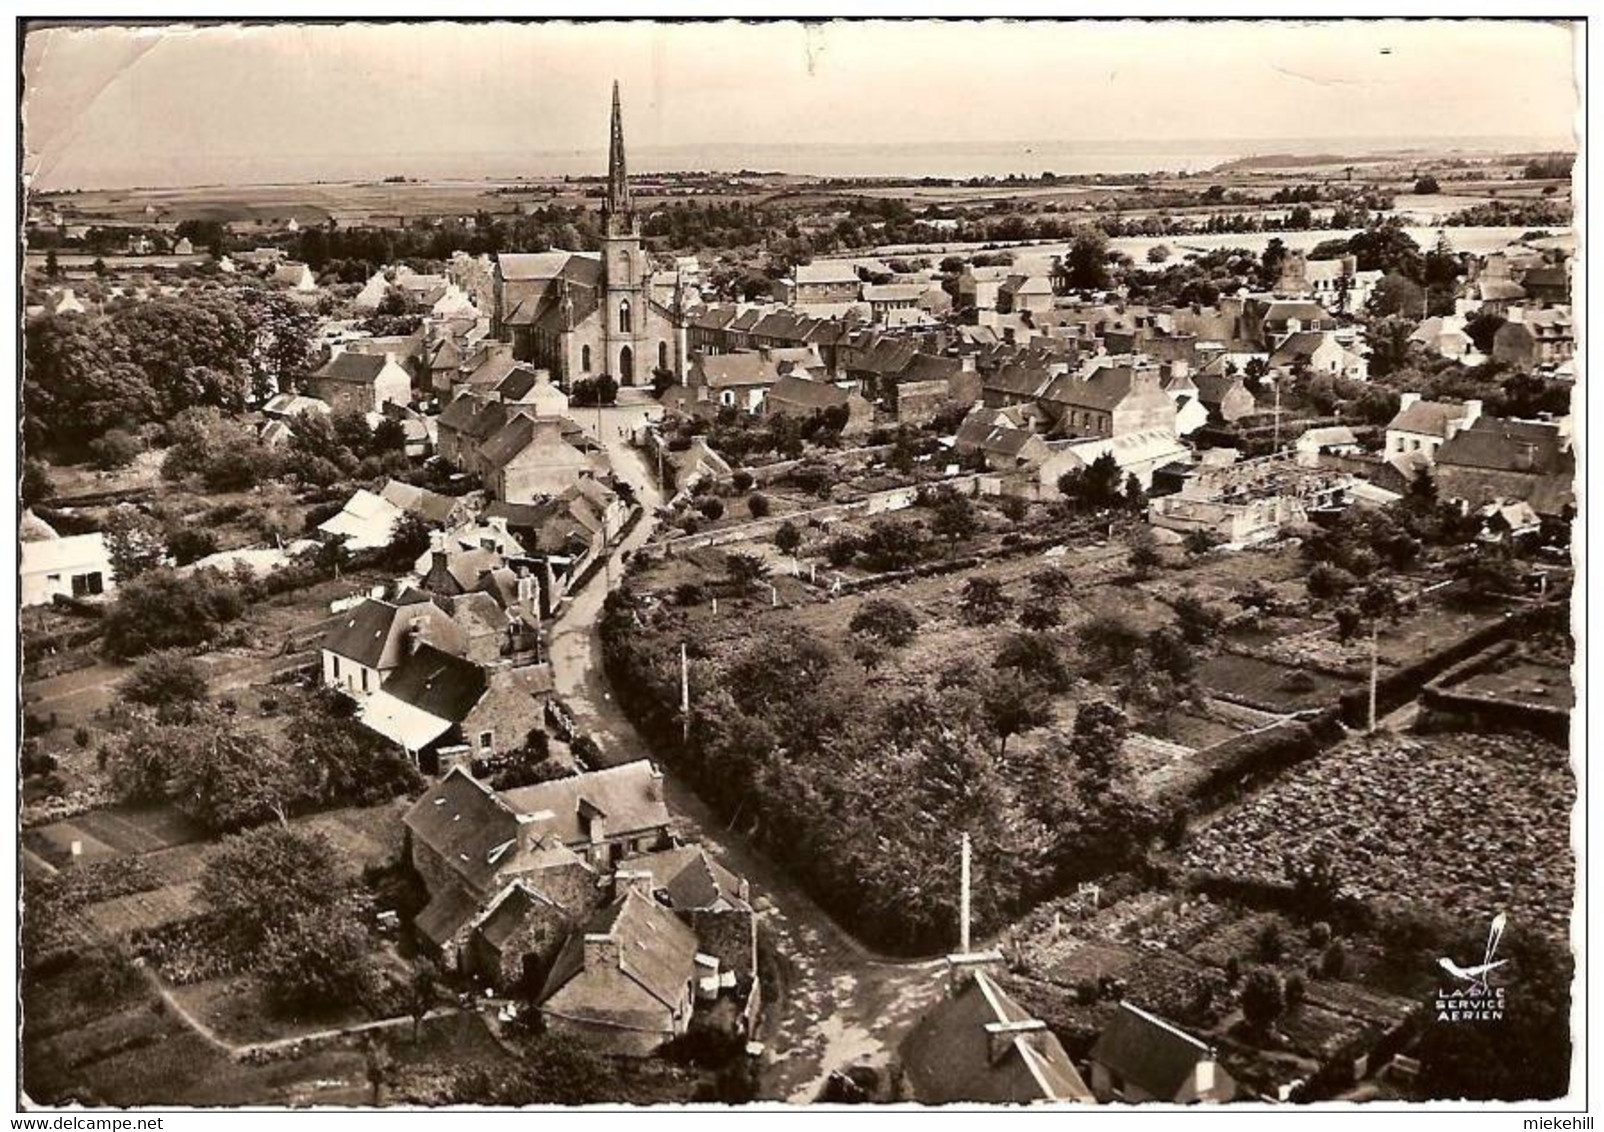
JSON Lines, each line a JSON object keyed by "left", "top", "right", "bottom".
{"left": 581, "top": 345, "right": 592, "bottom": 373}
{"left": 618, "top": 300, "right": 633, "bottom": 334}
{"left": 658, "top": 341, "right": 669, "bottom": 371}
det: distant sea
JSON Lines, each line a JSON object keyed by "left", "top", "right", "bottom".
{"left": 39, "top": 134, "right": 1572, "bottom": 192}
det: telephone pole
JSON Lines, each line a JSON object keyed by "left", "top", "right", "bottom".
{"left": 1367, "top": 620, "right": 1379, "bottom": 733}
{"left": 959, "top": 832, "right": 972, "bottom": 954}
{"left": 680, "top": 643, "right": 690, "bottom": 743}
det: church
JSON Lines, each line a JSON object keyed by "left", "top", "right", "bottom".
{"left": 493, "top": 83, "right": 685, "bottom": 389}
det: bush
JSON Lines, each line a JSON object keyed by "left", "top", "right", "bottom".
{"left": 89, "top": 429, "right": 143, "bottom": 470}
{"left": 1240, "top": 967, "right": 1285, "bottom": 1030}
{"left": 731, "top": 469, "right": 755, "bottom": 492}
{"left": 697, "top": 497, "right": 725, "bottom": 521}
{"left": 121, "top": 651, "right": 209, "bottom": 718}
{"left": 102, "top": 568, "right": 246, "bottom": 659}
{"left": 747, "top": 492, "right": 771, "bottom": 519}
{"left": 774, "top": 521, "right": 801, "bottom": 555}
{"left": 1319, "top": 940, "right": 1348, "bottom": 979}
{"left": 166, "top": 527, "right": 219, "bottom": 567}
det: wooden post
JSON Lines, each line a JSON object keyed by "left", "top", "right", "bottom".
{"left": 1368, "top": 620, "right": 1379, "bottom": 733}
{"left": 680, "top": 643, "right": 690, "bottom": 743}
{"left": 960, "top": 832, "right": 972, "bottom": 954}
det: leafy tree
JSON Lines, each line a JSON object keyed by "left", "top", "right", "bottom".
{"left": 102, "top": 506, "right": 168, "bottom": 582}
{"left": 260, "top": 903, "right": 377, "bottom": 1013}
{"left": 1077, "top": 610, "right": 1145, "bottom": 669}
{"left": 976, "top": 672, "right": 1052, "bottom": 759}
{"left": 1064, "top": 228, "right": 1111, "bottom": 290}
{"left": 1058, "top": 452, "right": 1124, "bottom": 510}
{"left": 1018, "top": 603, "right": 1062, "bottom": 632}
{"left": 1173, "top": 593, "right": 1223, "bottom": 645}
{"left": 724, "top": 552, "right": 771, "bottom": 597}
{"left": 200, "top": 824, "right": 351, "bottom": 952}
{"left": 849, "top": 598, "right": 920, "bottom": 649}
{"left": 858, "top": 519, "right": 926, "bottom": 571}
{"left": 931, "top": 492, "right": 979, "bottom": 543}
{"left": 120, "top": 651, "right": 209, "bottom": 720}
{"left": 386, "top": 512, "right": 433, "bottom": 568}
{"left": 1369, "top": 272, "right": 1426, "bottom": 319}
{"left": 102, "top": 567, "right": 245, "bottom": 659}
{"left": 1464, "top": 310, "right": 1507, "bottom": 354}
{"left": 773, "top": 521, "right": 802, "bottom": 556}
{"left": 995, "top": 632, "right": 1072, "bottom": 694}
{"left": 21, "top": 459, "right": 55, "bottom": 506}
{"left": 89, "top": 429, "right": 143, "bottom": 470}
{"left": 1029, "top": 567, "right": 1072, "bottom": 602}
{"left": 747, "top": 492, "right": 771, "bottom": 519}
{"left": 166, "top": 528, "right": 219, "bottom": 567}
{"left": 960, "top": 577, "right": 1012, "bottom": 626}
{"left": 1145, "top": 627, "right": 1197, "bottom": 684}
{"left": 1240, "top": 967, "right": 1286, "bottom": 1032}
{"left": 1127, "top": 531, "right": 1162, "bottom": 580}
{"left": 1414, "top": 175, "right": 1441, "bottom": 194}
{"left": 1306, "top": 562, "right": 1357, "bottom": 601}
{"left": 1070, "top": 700, "right": 1128, "bottom": 787}
{"left": 1365, "top": 315, "right": 1417, "bottom": 378}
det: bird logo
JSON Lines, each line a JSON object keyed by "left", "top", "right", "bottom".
{"left": 1437, "top": 912, "right": 1508, "bottom": 993}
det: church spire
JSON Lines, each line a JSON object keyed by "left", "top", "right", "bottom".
{"left": 605, "top": 79, "right": 631, "bottom": 222}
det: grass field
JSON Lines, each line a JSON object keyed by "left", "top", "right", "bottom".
{"left": 1198, "top": 652, "right": 1361, "bottom": 714}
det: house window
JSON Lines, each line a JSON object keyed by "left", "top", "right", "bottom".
{"left": 721, "top": 390, "right": 735, "bottom": 407}
{"left": 360, "top": 668, "right": 370, "bottom": 693}
{"left": 581, "top": 345, "right": 591, "bottom": 373}
{"left": 71, "top": 572, "right": 103, "bottom": 597}
{"left": 618, "top": 300, "right": 632, "bottom": 334}
{"left": 658, "top": 341, "right": 669, "bottom": 372}
{"left": 478, "top": 730, "right": 495, "bottom": 751}
{"left": 333, "top": 656, "right": 342, "bottom": 681}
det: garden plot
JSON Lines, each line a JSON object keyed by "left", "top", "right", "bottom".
{"left": 85, "top": 882, "right": 201, "bottom": 939}
{"left": 1184, "top": 732, "right": 1574, "bottom": 934}
{"left": 24, "top": 804, "right": 203, "bottom": 868}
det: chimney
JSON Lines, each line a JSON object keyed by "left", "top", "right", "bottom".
{"left": 945, "top": 950, "right": 1005, "bottom": 997}
{"left": 583, "top": 932, "right": 620, "bottom": 970}
{"left": 985, "top": 1019, "right": 1047, "bottom": 1066}
{"left": 614, "top": 869, "right": 657, "bottom": 901}
{"left": 1398, "top": 391, "right": 1421, "bottom": 412}
{"left": 1194, "top": 1053, "right": 1219, "bottom": 1097}
{"left": 1462, "top": 399, "right": 1483, "bottom": 428}
{"left": 406, "top": 618, "right": 428, "bottom": 655}
{"left": 515, "top": 568, "right": 537, "bottom": 608}
{"left": 578, "top": 797, "right": 607, "bottom": 844}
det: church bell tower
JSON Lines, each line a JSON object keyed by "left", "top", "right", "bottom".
{"left": 600, "top": 80, "right": 647, "bottom": 386}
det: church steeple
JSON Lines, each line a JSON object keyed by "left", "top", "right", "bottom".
{"left": 603, "top": 80, "right": 632, "bottom": 231}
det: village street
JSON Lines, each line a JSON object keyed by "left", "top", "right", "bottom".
{"left": 547, "top": 395, "right": 945, "bottom": 1100}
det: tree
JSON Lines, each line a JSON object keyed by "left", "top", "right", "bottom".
{"left": 1369, "top": 272, "right": 1426, "bottom": 319}
{"left": 260, "top": 903, "right": 377, "bottom": 1013}
{"left": 166, "top": 528, "right": 219, "bottom": 567}
{"left": 1070, "top": 700, "right": 1128, "bottom": 787}
{"left": 386, "top": 511, "right": 433, "bottom": 568}
{"left": 976, "top": 673, "right": 1052, "bottom": 759}
{"left": 1127, "top": 532, "right": 1162, "bottom": 580}
{"left": 724, "top": 552, "right": 771, "bottom": 597}
{"left": 747, "top": 492, "right": 771, "bottom": 519}
{"left": 1147, "top": 244, "right": 1171, "bottom": 264}
{"left": 120, "top": 651, "right": 208, "bottom": 721}
{"left": 89, "top": 429, "right": 142, "bottom": 470}
{"left": 200, "top": 824, "right": 350, "bottom": 953}
{"left": 102, "top": 568, "right": 245, "bottom": 659}
{"left": 1240, "top": 967, "right": 1286, "bottom": 1032}
{"left": 1058, "top": 451, "right": 1124, "bottom": 510}
{"left": 1173, "top": 593, "right": 1223, "bottom": 645}
{"left": 930, "top": 492, "right": 978, "bottom": 543}
{"left": 102, "top": 506, "right": 168, "bottom": 582}
{"left": 1414, "top": 175, "right": 1441, "bottom": 194}
{"left": 1077, "top": 610, "right": 1145, "bottom": 669}
{"left": 45, "top": 247, "right": 60, "bottom": 278}
{"left": 1464, "top": 310, "right": 1507, "bottom": 354}
{"left": 960, "top": 577, "right": 1012, "bottom": 626}
{"left": 773, "top": 521, "right": 802, "bottom": 556}
{"left": 1018, "top": 603, "right": 1062, "bottom": 632}
{"left": 849, "top": 598, "right": 920, "bottom": 649}
{"left": 1029, "top": 567, "right": 1072, "bottom": 603}
{"left": 995, "top": 632, "right": 1072, "bottom": 694}
{"left": 407, "top": 962, "right": 440, "bottom": 1042}
{"left": 21, "top": 459, "right": 55, "bottom": 506}
{"left": 1064, "top": 228, "right": 1111, "bottom": 291}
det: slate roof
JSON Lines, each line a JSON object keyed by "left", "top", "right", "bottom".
{"left": 1435, "top": 418, "right": 1568, "bottom": 475}
{"left": 901, "top": 971, "right": 1094, "bottom": 1105}
{"left": 381, "top": 643, "right": 488, "bottom": 722}
{"left": 794, "top": 261, "right": 861, "bottom": 286}
{"left": 502, "top": 760, "right": 670, "bottom": 845}
{"left": 627, "top": 844, "right": 750, "bottom": 912}
{"left": 766, "top": 374, "right": 850, "bottom": 412}
{"left": 1269, "top": 330, "right": 1327, "bottom": 365}
{"left": 540, "top": 889, "right": 700, "bottom": 1013}
{"left": 313, "top": 352, "right": 396, "bottom": 385}
{"left": 692, "top": 352, "right": 782, "bottom": 388}
{"left": 404, "top": 768, "right": 523, "bottom": 895}
{"left": 1089, "top": 1001, "right": 1221, "bottom": 1101}
{"left": 1386, "top": 399, "right": 1472, "bottom": 438}
{"left": 380, "top": 480, "right": 461, "bottom": 525}
{"left": 1041, "top": 365, "right": 1139, "bottom": 413}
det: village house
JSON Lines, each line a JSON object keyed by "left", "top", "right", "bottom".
{"left": 899, "top": 958, "right": 1094, "bottom": 1105}
{"left": 317, "top": 487, "right": 406, "bottom": 551}
{"left": 20, "top": 530, "right": 113, "bottom": 607}
{"left": 498, "top": 760, "right": 674, "bottom": 867}
{"left": 1039, "top": 428, "right": 1192, "bottom": 495}
{"left": 1491, "top": 306, "right": 1574, "bottom": 373}
{"left": 536, "top": 885, "right": 702, "bottom": 1056}
{"left": 955, "top": 263, "right": 1011, "bottom": 316}
{"left": 309, "top": 351, "right": 413, "bottom": 414}
{"left": 358, "top": 643, "right": 553, "bottom": 768}
{"left": 1087, "top": 1001, "right": 1237, "bottom": 1104}
{"left": 762, "top": 374, "right": 874, "bottom": 435}
{"left": 1384, "top": 394, "right": 1482, "bottom": 466}
{"left": 956, "top": 408, "right": 1053, "bottom": 471}
{"left": 1433, "top": 416, "right": 1574, "bottom": 512}
{"left": 480, "top": 414, "right": 609, "bottom": 502}
{"left": 778, "top": 260, "right": 862, "bottom": 306}
{"left": 682, "top": 350, "right": 787, "bottom": 413}
{"left": 1039, "top": 360, "right": 1178, "bottom": 440}
{"left": 320, "top": 593, "right": 466, "bottom": 698}
{"left": 272, "top": 261, "right": 318, "bottom": 292}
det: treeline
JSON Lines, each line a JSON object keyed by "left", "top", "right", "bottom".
{"left": 23, "top": 286, "right": 318, "bottom": 454}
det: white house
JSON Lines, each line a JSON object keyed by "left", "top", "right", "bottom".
{"left": 21, "top": 533, "right": 114, "bottom": 607}
{"left": 1384, "top": 394, "right": 1482, "bottom": 466}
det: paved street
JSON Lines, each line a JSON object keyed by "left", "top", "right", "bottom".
{"left": 545, "top": 397, "right": 943, "bottom": 1100}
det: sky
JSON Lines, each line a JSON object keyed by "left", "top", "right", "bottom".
{"left": 21, "top": 19, "right": 1581, "bottom": 190}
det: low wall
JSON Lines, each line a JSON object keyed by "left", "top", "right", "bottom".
{"left": 1417, "top": 638, "right": 1571, "bottom": 744}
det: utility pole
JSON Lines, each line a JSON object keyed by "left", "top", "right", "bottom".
{"left": 680, "top": 643, "right": 690, "bottom": 743}
{"left": 1367, "top": 619, "right": 1379, "bottom": 733}
{"left": 959, "top": 831, "right": 972, "bottom": 954}
{"left": 1273, "top": 376, "right": 1282, "bottom": 452}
